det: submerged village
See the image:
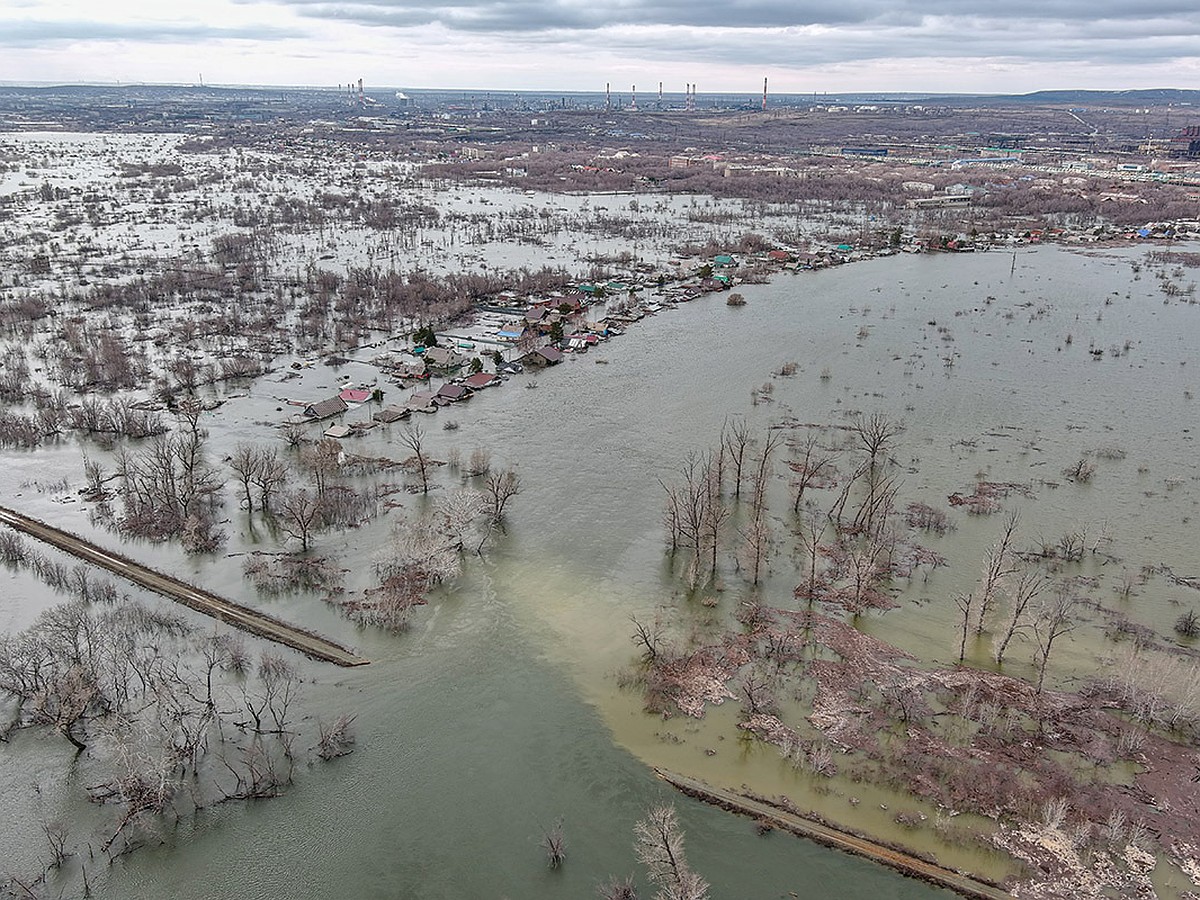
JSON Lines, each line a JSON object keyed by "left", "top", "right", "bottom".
{"left": 285, "top": 235, "right": 1197, "bottom": 438}
{"left": 295, "top": 250, "right": 852, "bottom": 435}
{"left": 2, "top": 86, "right": 1200, "bottom": 900}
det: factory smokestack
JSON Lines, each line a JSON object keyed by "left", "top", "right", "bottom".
{"left": 763, "top": 77, "right": 768, "bottom": 111}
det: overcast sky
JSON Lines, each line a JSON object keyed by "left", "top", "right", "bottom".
{"left": 2, "top": 0, "right": 1198, "bottom": 94}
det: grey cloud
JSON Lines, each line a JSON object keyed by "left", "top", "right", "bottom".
{"left": 269, "top": 0, "right": 1200, "bottom": 34}
{"left": 0, "top": 19, "right": 304, "bottom": 48}
{"left": 283, "top": 0, "right": 907, "bottom": 32}
{"left": 604, "top": 21, "right": 1200, "bottom": 69}
{"left": 256, "top": 0, "right": 1200, "bottom": 68}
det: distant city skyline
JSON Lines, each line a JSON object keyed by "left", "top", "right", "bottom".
{"left": 2, "top": 0, "right": 1198, "bottom": 95}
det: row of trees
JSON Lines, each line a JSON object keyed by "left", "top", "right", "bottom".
{"left": 662, "top": 412, "right": 925, "bottom": 617}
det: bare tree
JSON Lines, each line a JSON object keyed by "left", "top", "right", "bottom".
{"left": 672, "top": 453, "right": 713, "bottom": 586}
{"left": 255, "top": 653, "right": 300, "bottom": 737}
{"left": 852, "top": 471, "right": 899, "bottom": 537}
{"left": 738, "top": 514, "right": 772, "bottom": 586}
{"left": 484, "top": 468, "right": 521, "bottom": 523}
{"left": 345, "top": 491, "right": 489, "bottom": 630}
{"left": 826, "top": 460, "right": 868, "bottom": 527}
{"left": 723, "top": 418, "right": 751, "bottom": 499}
{"left": 700, "top": 457, "right": 728, "bottom": 579}
{"left": 975, "top": 512, "right": 1020, "bottom": 635}
{"left": 229, "top": 443, "right": 259, "bottom": 511}
{"left": 277, "top": 488, "right": 322, "bottom": 551}
{"left": 41, "top": 820, "right": 70, "bottom": 869}
{"left": 630, "top": 615, "right": 663, "bottom": 664}
{"left": 82, "top": 454, "right": 107, "bottom": 500}
{"left": 302, "top": 439, "right": 342, "bottom": 502}
{"left": 251, "top": 447, "right": 288, "bottom": 513}
{"left": 597, "top": 875, "right": 640, "bottom": 900}
{"left": 748, "top": 430, "right": 782, "bottom": 517}
{"left": 634, "top": 804, "right": 709, "bottom": 900}
{"left": 541, "top": 817, "right": 567, "bottom": 869}
{"left": 280, "top": 421, "right": 305, "bottom": 449}
{"left": 954, "top": 591, "right": 974, "bottom": 663}
{"left": 852, "top": 412, "right": 902, "bottom": 476}
{"left": 835, "top": 528, "right": 896, "bottom": 616}
{"left": 662, "top": 482, "right": 681, "bottom": 553}
{"left": 995, "top": 569, "right": 1045, "bottom": 666}
{"left": 1033, "top": 586, "right": 1081, "bottom": 692}
{"left": 740, "top": 668, "right": 778, "bottom": 716}
{"left": 91, "top": 738, "right": 175, "bottom": 854}
{"left": 794, "top": 510, "right": 827, "bottom": 607}
{"left": 112, "top": 408, "right": 223, "bottom": 549}
{"left": 317, "top": 715, "right": 356, "bottom": 760}
{"left": 466, "top": 447, "right": 492, "bottom": 477}
{"left": 788, "top": 433, "right": 838, "bottom": 512}
{"left": 401, "top": 423, "right": 431, "bottom": 493}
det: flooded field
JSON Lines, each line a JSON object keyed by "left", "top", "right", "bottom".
{"left": 1, "top": 131, "right": 1198, "bottom": 898}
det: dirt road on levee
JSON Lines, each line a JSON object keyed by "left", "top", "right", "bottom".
{"left": 0, "top": 505, "right": 368, "bottom": 667}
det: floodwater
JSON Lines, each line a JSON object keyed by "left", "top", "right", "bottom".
{"left": 2, "top": 176, "right": 1199, "bottom": 898}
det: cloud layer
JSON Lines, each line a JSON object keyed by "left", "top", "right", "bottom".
{"left": 1, "top": 0, "right": 1198, "bottom": 92}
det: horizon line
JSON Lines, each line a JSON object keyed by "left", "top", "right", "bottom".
{"left": 0, "top": 80, "right": 1196, "bottom": 99}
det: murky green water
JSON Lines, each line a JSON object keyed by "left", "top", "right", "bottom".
{"left": 4, "top": 241, "right": 1198, "bottom": 897}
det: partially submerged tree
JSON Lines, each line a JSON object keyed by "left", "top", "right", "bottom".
{"left": 974, "top": 512, "right": 1020, "bottom": 635}
{"left": 402, "top": 423, "right": 431, "bottom": 493}
{"left": 954, "top": 591, "right": 974, "bottom": 663}
{"left": 484, "top": 468, "right": 521, "bottom": 523}
{"left": 277, "top": 488, "right": 322, "bottom": 551}
{"left": 111, "top": 401, "right": 223, "bottom": 551}
{"left": 663, "top": 451, "right": 724, "bottom": 587}
{"left": 851, "top": 412, "right": 902, "bottom": 477}
{"left": 788, "top": 433, "right": 838, "bottom": 512}
{"left": 344, "top": 491, "right": 489, "bottom": 630}
{"left": 1033, "top": 585, "right": 1081, "bottom": 692}
{"left": 634, "top": 804, "right": 708, "bottom": 900}
{"left": 722, "top": 417, "right": 751, "bottom": 499}
{"left": 0, "top": 593, "right": 342, "bottom": 868}
{"left": 597, "top": 875, "right": 640, "bottom": 900}
{"left": 994, "top": 568, "right": 1046, "bottom": 665}
{"left": 541, "top": 817, "right": 567, "bottom": 869}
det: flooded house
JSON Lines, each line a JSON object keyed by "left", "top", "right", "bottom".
{"left": 372, "top": 405, "right": 409, "bottom": 424}
{"left": 422, "top": 346, "right": 466, "bottom": 370}
{"left": 526, "top": 346, "right": 564, "bottom": 367}
{"left": 303, "top": 395, "right": 348, "bottom": 420}
{"left": 405, "top": 390, "right": 440, "bottom": 414}
{"left": 463, "top": 372, "right": 500, "bottom": 390}
{"left": 436, "top": 383, "right": 470, "bottom": 402}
